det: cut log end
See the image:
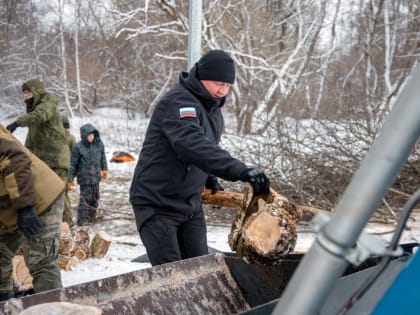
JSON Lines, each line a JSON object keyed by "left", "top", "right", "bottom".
{"left": 58, "top": 254, "right": 76, "bottom": 271}
{"left": 229, "top": 187, "right": 302, "bottom": 265}
{"left": 12, "top": 255, "right": 33, "bottom": 291}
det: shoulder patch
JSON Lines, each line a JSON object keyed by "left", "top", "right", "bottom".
{"left": 179, "top": 107, "right": 197, "bottom": 119}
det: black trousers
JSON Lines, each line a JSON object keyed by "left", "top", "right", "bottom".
{"left": 139, "top": 210, "right": 208, "bottom": 266}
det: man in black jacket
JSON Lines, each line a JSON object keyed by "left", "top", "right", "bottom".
{"left": 129, "top": 50, "right": 270, "bottom": 266}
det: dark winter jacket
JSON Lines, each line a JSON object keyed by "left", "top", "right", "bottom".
{"left": 0, "top": 124, "right": 65, "bottom": 232}
{"left": 68, "top": 123, "right": 107, "bottom": 185}
{"left": 129, "top": 65, "right": 247, "bottom": 222}
{"left": 16, "top": 79, "right": 70, "bottom": 170}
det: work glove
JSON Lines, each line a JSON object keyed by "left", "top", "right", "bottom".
{"left": 102, "top": 170, "right": 108, "bottom": 179}
{"left": 238, "top": 168, "right": 270, "bottom": 196}
{"left": 6, "top": 121, "right": 19, "bottom": 133}
{"left": 67, "top": 181, "right": 74, "bottom": 191}
{"left": 17, "top": 207, "right": 42, "bottom": 239}
{"left": 205, "top": 175, "right": 224, "bottom": 195}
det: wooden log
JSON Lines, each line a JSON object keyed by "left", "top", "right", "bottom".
{"left": 90, "top": 231, "right": 112, "bottom": 258}
{"left": 59, "top": 222, "right": 75, "bottom": 256}
{"left": 19, "top": 302, "right": 102, "bottom": 315}
{"left": 228, "top": 186, "right": 303, "bottom": 265}
{"left": 71, "top": 230, "right": 90, "bottom": 260}
{"left": 201, "top": 189, "right": 245, "bottom": 208}
{"left": 58, "top": 254, "right": 76, "bottom": 271}
{"left": 202, "top": 188, "right": 330, "bottom": 217}
{"left": 73, "top": 244, "right": 89, "bottom": 261}
{"left": 12, "top": 255, "right": 33, "bottom": 291}
{"left": 61, "top": 221, "right": 71, "bottom": 235}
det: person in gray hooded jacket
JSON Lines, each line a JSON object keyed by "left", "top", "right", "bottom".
{"left": 67, "top": 123, "right": 108, "bottom": 225}
{"left": 129, "top": 50, "right": 270, "bottom": 266}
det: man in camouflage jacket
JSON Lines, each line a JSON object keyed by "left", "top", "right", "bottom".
{"left": 6, "top": 79, "right": 71, "bottom": 225}
{"left": 0, "top": 124, "right": 65, "bottom": 301}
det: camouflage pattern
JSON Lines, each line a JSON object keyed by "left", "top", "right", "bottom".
{"left": 61, "top": 115, "right": 76, "bottom": 150}
{"left": 16, "top": 79, "right": 70, "bottom": 170}
{"left": 0, "top": 195, "right": 64, "bottom": 293}
{"left": 78, "top": 183, "right": 100, "bottom": 223}
{"left": 54, "top": 168, "right": 73, "bottom": 226}
{"left": 61, "top": 116, "right": 77, "bottom": 226}
{"left": 64, "top": 129, "right": 76, "bottom": 151}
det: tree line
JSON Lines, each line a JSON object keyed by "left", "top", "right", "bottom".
{"left": 1, "top": 0, "right": 418, "bottom": 216}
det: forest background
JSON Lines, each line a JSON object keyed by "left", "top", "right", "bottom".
{"left": 0, "top": 0, "right": 419, "bottom": 220}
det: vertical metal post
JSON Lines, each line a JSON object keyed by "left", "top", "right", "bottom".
{"left": 187, "top": 0, "right": 202, "bottom": 70}
{"left": 272, "top": 64, "right": 420, "bottom": 315}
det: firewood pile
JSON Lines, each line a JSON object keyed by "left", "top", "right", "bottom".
{"left": 12, "top": 223, "right": 112, "bottom": 291}
{"left": 58, "top": 222, "right": 112, "bottom": 271}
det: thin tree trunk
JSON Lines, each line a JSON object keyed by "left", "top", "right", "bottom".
{"left": 74, "top": 0, "right": 84, "bottom": 118}
{"left": 58, "top": 0, "right": 73, "bottom": 117}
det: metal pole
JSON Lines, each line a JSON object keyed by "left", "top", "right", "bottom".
{"left": 187, "top": 0, "right": 202, "bottom": 70}
{"left": 272, "top": 64, "right": 420, "bottom": 315}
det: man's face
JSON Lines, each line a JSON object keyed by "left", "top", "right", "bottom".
{"left": 23, "top": 90, "right": 33, "bottom": 100}
{"left": 200, "top": 80, "right": 232, "bottom": 99}
{"left": 86, "top": 133, "right": 95, "bottom": 143}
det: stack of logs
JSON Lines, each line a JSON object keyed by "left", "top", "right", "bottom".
{"left": 12, "top": 223, "right": 112, "bottom": 291}
{"left": 58, "top": 222, "right": 112, "bottom": 271}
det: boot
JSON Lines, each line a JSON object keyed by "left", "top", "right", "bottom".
{"left": 0, "top": 290, "right": 14, "bottom": 302}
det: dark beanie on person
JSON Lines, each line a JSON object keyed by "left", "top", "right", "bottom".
{"left": 196, "top": 50, "right": 235, "bottom": 84}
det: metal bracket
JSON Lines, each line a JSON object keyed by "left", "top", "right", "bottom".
{"left": 313, "top": 212, "right": 403, "bottom": 266}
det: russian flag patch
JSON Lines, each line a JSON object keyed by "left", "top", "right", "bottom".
{"left": 179, "top": 107, "right": 197, "bottom": 119}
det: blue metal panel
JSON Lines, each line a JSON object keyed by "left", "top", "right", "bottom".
{"left": 372, "top": 250, "right": 420, "bottom": 314}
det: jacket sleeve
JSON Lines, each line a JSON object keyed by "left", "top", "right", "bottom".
{"left": 100, "top": 143, "right": 108, "bottom": 171}
{"left": 68, "top": 144, "right": 81, "bottom": 181}
{"left": 162, "top": 100, "right": 246, "bottom": 181}
{"left": 16, "top": 101, "right": 55, "bottom": 127}
{"left": 0, "top": 138, "right": 37, "bottom": 210}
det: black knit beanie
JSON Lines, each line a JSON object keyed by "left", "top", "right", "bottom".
{"left": 196, "top": 50, "right": 235, "bottom": 84}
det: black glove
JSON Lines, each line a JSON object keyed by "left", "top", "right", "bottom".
{"left": 205, "top": 175, "right": 224, "bottom": 195}
{"left": 239, "top": 168, "right": 270, "bottom": 195}
{"left": 6, "top": 121, "right": 19, "bottom": 133}
{"left": 17, "top": 207, "right": 42, "bottom": 239}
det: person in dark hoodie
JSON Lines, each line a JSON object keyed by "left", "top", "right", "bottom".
{"left": 129, "top": 49, "right": 270, "bottom": 266}
{"left": 67, "top": 123, "right": 108, "bottom": 226}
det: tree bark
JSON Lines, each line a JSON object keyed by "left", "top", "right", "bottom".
{"left": 59, "top": 222, "right": 75, "bottom": 255}
{"left": 228, "top": 187, "right": 303, "bottom": 265}
{"left": 201, "top": 189, "right": 245, "bottom": 208}
{"left": 90, "top": 231, "right": 112, "bottom": 258}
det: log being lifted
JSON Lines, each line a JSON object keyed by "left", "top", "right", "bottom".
{"left": 226, "top": 186, "right": 303, "bottom": 265}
